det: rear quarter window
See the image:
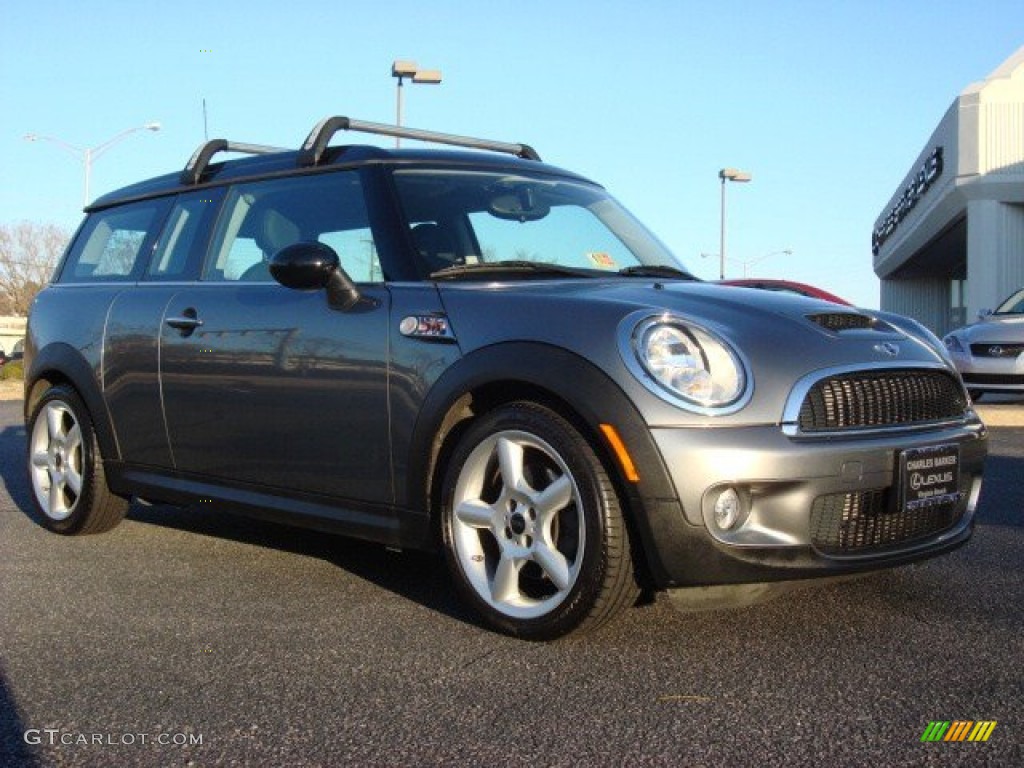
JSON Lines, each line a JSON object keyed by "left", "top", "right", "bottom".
{"left": 58, "top": 198, "right": 170, "bottom": 283}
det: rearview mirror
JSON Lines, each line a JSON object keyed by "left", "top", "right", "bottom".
{"left": 488, "top": 187, "right": 550, "bottom": 222}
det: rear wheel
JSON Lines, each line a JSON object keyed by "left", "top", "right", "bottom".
{"left": 441, "top": 402, "right": 638, "bottom": 640}
{"left": 27, "top": 385, "right": 128, "bottom": 535}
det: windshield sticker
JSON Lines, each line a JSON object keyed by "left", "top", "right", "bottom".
{"left": 588, "top": 252, "right": 617, "bottom": 270}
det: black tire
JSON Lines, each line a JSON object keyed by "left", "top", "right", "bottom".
{"left": 440, "top": 402, "right": 639, "bottom": 640}
{"left": 26, "top": 384, "right": 128, "bottom": 535}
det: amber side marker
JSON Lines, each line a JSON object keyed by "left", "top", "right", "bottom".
{"left": 599, "top": 424, "right": 640, "bottom": 483}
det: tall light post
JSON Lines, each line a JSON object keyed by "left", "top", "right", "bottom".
{"left": 24, "top": 122, "right": 161, "bottom": 207}
{"left": 718, "top": 167, "right": 752, "bottom": 280}
{"left": 391, "top": 60, "right": 442, "bottom": 147}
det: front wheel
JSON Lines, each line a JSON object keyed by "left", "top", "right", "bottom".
{"left": 27, "top": 385, "right": 128, "bottom": 535}
{"left": 441, "top": 402, "right": 638, "bottom": 640}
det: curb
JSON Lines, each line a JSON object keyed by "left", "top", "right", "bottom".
{"left": 975, "top": 405, "right": 1024, "bottom": 428}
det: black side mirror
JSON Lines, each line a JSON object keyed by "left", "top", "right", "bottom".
{"left": 270, "top": 241, "right": 361, "bottom": 311}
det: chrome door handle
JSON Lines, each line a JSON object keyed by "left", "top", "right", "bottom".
{"left": 165, "top": 316, "right": 204, "bottom": 330}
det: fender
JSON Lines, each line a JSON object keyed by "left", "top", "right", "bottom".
{"left": 25, "top": 342, "right": 121, "bottom": 464}
{"left": 403, "top": 341, "right": 686, "bottom": 584}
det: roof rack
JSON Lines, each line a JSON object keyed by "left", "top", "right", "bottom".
{"left": 298, "top": 116, "right": 541, "bottom": 166}
{"left": 181, "top": 139, "right": 287, "bottom": 185}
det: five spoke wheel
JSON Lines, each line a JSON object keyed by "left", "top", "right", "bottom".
{"left": 26, "top": 386, "right": 128, "bottom": 535}
{"left": 442, "top": 402, "right": 638, "bottom": 640}
{"left": 30, "top": 401, "right": 85, "bottom": 521}
{"left": 451, "top": 430, "right": 584, "bottom": 619}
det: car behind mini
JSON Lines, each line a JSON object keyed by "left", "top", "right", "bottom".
{"left": 943, "top": 287, "right": 1024, "bottom": 401}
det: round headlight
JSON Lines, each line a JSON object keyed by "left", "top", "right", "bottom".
{"left": 634, "top": 318, "right": 747, "bottom": 409}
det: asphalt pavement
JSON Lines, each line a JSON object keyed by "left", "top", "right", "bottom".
{"left": 0, "top": 399, "right": 1021, "bottom": 767}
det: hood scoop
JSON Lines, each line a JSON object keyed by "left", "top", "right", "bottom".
{"left": 806, "top": 312, "right": 877, "bottom": 332}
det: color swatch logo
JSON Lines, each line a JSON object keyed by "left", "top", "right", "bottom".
{"left": 920, "top": 721, "right": 997, "bottom": 742}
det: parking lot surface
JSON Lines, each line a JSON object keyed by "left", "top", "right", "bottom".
{"left": 0, "top": 399, "right": 1021, "bottom": 767}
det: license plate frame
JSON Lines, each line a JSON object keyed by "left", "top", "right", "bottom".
{"left": 899, "top": 443, "right": 961, "bottom": 512}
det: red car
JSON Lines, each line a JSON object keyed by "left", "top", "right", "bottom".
{"left": 718, "top": 278, "right": 852, "bottom": 305}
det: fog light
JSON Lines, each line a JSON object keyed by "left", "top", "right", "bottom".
{"left": 714, "top": 488, "right": 741, "bottom": 530}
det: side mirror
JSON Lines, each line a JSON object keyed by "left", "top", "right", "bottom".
{"left": 977, "top": 308, "right": 993, "bottom": 321}
{"left": 270, "top": 241, "right": 361, "bottom": 311}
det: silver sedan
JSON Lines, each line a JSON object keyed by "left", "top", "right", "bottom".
{"left": 945, "top": 288, "right": 1024, "bottom": 400}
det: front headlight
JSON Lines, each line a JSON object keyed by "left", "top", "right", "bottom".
{"left": 624, "top": 315, "right": 750, "bottom": 412}
{"left": 943, "top": 333, "right": 966, "bottom": 357}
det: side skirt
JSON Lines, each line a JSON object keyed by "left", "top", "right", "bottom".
{"left": 105, "top": 462, "right": 435, "bottom": 551}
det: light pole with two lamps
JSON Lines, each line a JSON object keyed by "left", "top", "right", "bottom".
{"left": 23, "top": 122, "right": 161, "bottom": 207}
{"left": 391, "top": 60, "right": 442, "bottom": 147}
{"left": 718, "top": 167, "right": 752, "bottom": 280}
{"left": 736, "top": 248, "right": 793, "bottom": 278}
{"left": 702, "top": 248, "right": 792, "bottom": 279}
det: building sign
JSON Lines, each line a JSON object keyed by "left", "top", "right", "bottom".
{"left": 872, "top": 146, "right": 944, "bottom": 255}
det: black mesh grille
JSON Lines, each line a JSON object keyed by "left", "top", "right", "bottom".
{"left": 807, "top": 313, "right": 874, "bottom": 332}
{"left": 798, "top": 370, "right": 967, "bottom": 432}
{"left": 809, "top": 490, "right": 962, "bottom": 554}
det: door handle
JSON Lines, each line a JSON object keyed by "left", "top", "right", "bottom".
{"left": 165, "top": 309, "right": 203, "bottom": 333}
{"left": 165, "top": 316, "right": 203, "bottom": 330}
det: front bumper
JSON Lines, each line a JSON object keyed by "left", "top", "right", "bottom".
{"left": 953, "top": 352, "right": 1024, "bottom": 393}
{"left": 636, "top": 415, "right": 987, "bottom": 588}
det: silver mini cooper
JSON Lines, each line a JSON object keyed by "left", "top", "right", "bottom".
{"left": 25, "top": 116, "right": 987, "bottom": 639}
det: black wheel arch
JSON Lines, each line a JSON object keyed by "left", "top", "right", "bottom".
{"left": 404, "top": 342, "right": 682, "bottom": 584}
{"left": 25, "top": 342, "right": 120, "bottom": 464}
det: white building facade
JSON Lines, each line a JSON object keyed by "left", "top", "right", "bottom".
{"left": 0, "top": 316, "right": 26, "bottom": 356}
{"left": 873, "top": 47, "right": 1024, "bottom": 335}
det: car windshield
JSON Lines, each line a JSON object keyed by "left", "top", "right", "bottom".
{"left": 391, "top": 168, "right": 687, "bottom": 278}
{"left": 994, "top": 288, "right": 1024, "bottom": 315}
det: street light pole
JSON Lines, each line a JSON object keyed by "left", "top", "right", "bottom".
{"left": 742, "top": 248, "right": 792, "bottom": 278}
{"left": 391, "top": 60, "right": 442, "bottom": 148}
{"left": 718, "top": 167, "right": 752, "bottom": 280}
{"left": 24, "top": 122, "right": 161, "bottom": 206}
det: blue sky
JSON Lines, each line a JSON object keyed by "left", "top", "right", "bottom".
{"left": 2, "top": 0, "right": 1022, "bottom": 308}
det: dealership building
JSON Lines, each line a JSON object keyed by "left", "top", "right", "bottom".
{"left": 873, "top": 47, "right": 1024, "bottom": 335}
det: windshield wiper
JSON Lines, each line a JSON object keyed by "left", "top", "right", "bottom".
{"left": 617, "top": 265, "right": 697, "bottom": 280}
{"left": 430, "top": 261, "right": 599, "bottom": 280}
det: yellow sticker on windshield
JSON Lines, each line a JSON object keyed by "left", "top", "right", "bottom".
{"left": 588, "top": 252, "right": 617, "bottom": 269}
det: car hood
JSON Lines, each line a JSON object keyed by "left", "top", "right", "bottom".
{"left": 436, "top": 279, "right": 954, "bottom": 426}
{"left": 949, "top": 314, "right": 1024, "bottom": 344}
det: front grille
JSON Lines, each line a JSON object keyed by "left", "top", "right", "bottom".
{"left": 798, "top": 370, "right": 966, "bottom": 432}
{"left": 807, "top": 313, "right": 874, "bottom": 332}
{"left": 969, "top": 343, "right": 1024, "bottom": 358}
{"left": 809, "top": 490, "right": 962, "bottom": 554}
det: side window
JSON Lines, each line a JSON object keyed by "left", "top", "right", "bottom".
{"left": 59, "top": 198, "right": 170, "bottom": 282}
{"left": 147, "top": 189, "right": 224, "bottom": 281}
{"left": 204, "top": 171, "right": 380, "bottom": 283}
